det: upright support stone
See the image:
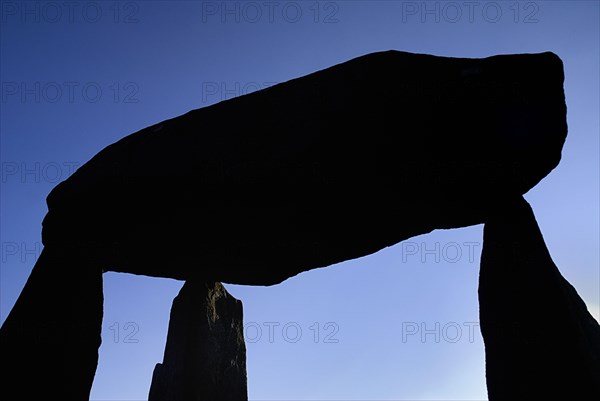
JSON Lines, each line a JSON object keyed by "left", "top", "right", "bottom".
{"left": 148, "top": 280, "right": 247, "bottom": 401}
{"left": 0, "top": 247, "right": 104, "bottom": 400}
{"left": 479, "top": 197, "right": 600, "bottom": 400}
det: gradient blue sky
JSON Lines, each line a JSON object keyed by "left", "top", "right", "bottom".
{"left": 1, "top": 1, "right": 598, "bottom": 400}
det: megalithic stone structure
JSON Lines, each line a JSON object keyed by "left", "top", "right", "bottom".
{"left": 148, "top": 281, "right": 247, "bottom": 401}
{"left": 0, "top": 50, "right": 579, "bottom": 399}
{"left": 479, "top": 197, "right": 600, "bottom": 400}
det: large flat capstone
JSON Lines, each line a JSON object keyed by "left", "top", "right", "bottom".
{"left": 41, "top": 50, "right": 567, "bottom": 285}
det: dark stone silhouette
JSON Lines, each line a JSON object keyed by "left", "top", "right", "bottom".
{"left": 148, "top": 281, "right": 247, "bottom": 401}
{"left": 0, "top": 247, "right": 103, "bottom": 400}
{"left": 479, "top": 197, "right": 600, "bottom": 400}
{"left": 2, "top": 50, "right": 585, "bottom": 400}
{"left": 41, "top": 50, "right": 566, "bottom": 285}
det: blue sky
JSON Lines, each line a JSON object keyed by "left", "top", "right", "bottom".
{"left": 1, "top": 1, "right": 598, "bottom": 400}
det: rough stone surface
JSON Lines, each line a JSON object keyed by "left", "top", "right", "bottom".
{"left": 479, "top": 197, "right": 600, "bottom": 400}
{"left": 0, "top": 247, "right": 103, "bottom": 400}
{"left": 148, "top": 281, "right": 247, "bottom": 401}
{"left": 40, "top": 50, "right": 567, "bottom": 285}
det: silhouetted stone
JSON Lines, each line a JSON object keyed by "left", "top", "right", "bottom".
{"left": 148, "top": 281, "right": 247, "bottom": 401}
{"left": 0, "top": 247, "right": 103, "bottom": 400}
{"left": 479, "top": 197, "right": 600, "bottom": 400}
{"left": 0, "top": 50, "right": 574, "bottom": 401}
{"left": 40, "top": 50, "right": 567, "bottom": 285}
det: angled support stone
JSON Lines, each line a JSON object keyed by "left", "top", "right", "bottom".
{"left": 0, "top": 247, "right": 104, "bottom": 400}
{"left": 479, "top": 197, "right": 600, "bottom": 400}
{"left": 148, "top": 280, "right": 247, "bottom": 401}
